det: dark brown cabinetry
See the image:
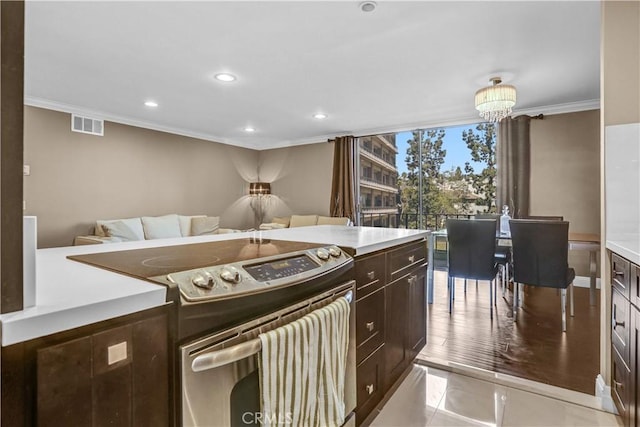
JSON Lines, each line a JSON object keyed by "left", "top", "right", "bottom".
{"left": 610, "top": 252, "right": 640, "bottom": 427}
{"left": 354, "top": 239, "right": 427, "bottom": 425}
{"left": 2, "top": 305, "right": 170, "bottom": 427}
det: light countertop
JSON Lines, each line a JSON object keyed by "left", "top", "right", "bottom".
{"left": 607, "top": 234, "right": 640, "bottom": 266}
{"left": 257, "top": 225, "right": 429, "bottom": 256}
{"left": 0, "top": 226, "right": 428, "bottom": 346}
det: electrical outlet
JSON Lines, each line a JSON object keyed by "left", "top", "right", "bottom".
{"left": 23, "top": 165, "right": 30, "bottom": 176}
{"left": 108, "top": 341, "right": 128, "bottom": 365}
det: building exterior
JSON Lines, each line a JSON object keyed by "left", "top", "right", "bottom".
{"left": 358, "top": 133, "right": 399, "bottom": 227}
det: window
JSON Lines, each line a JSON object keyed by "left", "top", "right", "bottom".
{"left": 356, "top": 124, "right": 496, "bottom": 229}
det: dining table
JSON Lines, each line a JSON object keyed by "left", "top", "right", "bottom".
{"left": 426, "top": 230, "right": 601, "bottom": 306}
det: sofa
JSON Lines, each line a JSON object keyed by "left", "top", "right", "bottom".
{"left": 258, "top": 214, "right": 351, "bottom": 230}
{"left": 73, "top": 214, "right": 238, "bottom": 245}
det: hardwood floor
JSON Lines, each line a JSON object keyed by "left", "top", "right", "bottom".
{"left": 418, "top": 270, "right": 601, "bottom": 395}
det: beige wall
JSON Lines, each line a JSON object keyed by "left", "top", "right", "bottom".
{"left": 603, "top": 1, "right": 640, "bottom": 126}
{"left": 257, "top": 142, "right": 334, "bottom": 222}
{"left": 530, "top": 109, "right": 600, "bottom": 276}
{"left": 24, "top": 106, "right": 258, "bottom": 247}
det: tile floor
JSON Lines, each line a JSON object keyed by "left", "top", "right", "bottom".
{"left": 368, "top": 364, "right": 622, "bottom": 427}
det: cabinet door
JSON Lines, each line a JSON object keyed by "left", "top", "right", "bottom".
{"left": 407, "top": 268, "right": 427, "bottom": 359}
{"left": 36, "top": 313, "right": 168, "bottom": 427}
{"left": 632, "top": 306, "right": 639, "bottom": 427}
{"left": 384, "top": 273, "right": 409, "bottom": 389}
{"left": 355, "top": 345, "right": 385, "bottom": 426}
{"left": 613, "top": 288, "right": 631, "bottom": 366}
{"left": 355, "top": 252, "right": 386, "bottom": 299}
{"left": 356, "top": 287, "right": 385, "bottom": 365}
{"left": 37, "top": 336, "right": 93, "bottom": 427}
{"left": 631, "top": 264, "right": 640, "bottom": 310}
{"left": 613, "top": 253, "right": 631, "bottom": 300}
{"left": 613, "top": 347, "right": 631, "bottom": 427}
{"left": 388, "top": 241, "right": 426, "bottom": 282}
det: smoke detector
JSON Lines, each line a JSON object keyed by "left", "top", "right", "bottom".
{"left": 360, "top": 1, "right": 376, "bottom": 12}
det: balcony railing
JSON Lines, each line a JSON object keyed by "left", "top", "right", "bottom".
{"left": 358, "top": 212, "right": 473, "bottom": 230}
{"left": 360, "top": 176, "right": 397, "bottom": 189}
{"left": 360, "top": 145, "right": 396, "bottom": 168}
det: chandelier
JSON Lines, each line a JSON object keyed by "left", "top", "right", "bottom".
{"left": 474, "top": 77, "right": 517, "bottom": 122}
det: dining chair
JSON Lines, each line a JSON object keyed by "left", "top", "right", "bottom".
{"left": 523, "top": 215, "right": 564, "bottom": 221}
{"left": 474, "top": 214, "right": 510, "bottom": 295}
{"left": 446, "top": 219, "right": 499, "bottom": 319}
{"left": 509, "top": 219, "right": 575, "bottom": 332}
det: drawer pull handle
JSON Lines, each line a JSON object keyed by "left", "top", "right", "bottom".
{"left": 366, "top": 322, "right": 375, "bottom": 332}
{"left": 408, "top": 255, "right": 415, "bottom": 263}
{"left": 366, "top": 384, "right": 374, "bottom": 395}
{"left": 367, "top": 271, "right": 375, "bottom": 280}
{"left": 614, "top": 270, "right": 625, "bottom": 277}
{"left": 614, "top": 380, "right": 624, "bottom": 390}
{"left": 612, "top": 315, "right": 625, "bottom": 329}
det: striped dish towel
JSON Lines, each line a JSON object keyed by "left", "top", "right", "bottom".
{"left": 258, "top": 296, "right": 350, "bottom": 427}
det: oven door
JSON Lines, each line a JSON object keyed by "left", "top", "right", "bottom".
{"left": 180, "top": 280, "right": 356, "bottom": 427}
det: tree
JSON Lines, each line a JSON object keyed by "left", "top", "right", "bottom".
{"left": 400, "top": 129, "right": 454, "bottom": 224}
{"left": 462, "top": 123, "right": 497, "bottom": 212}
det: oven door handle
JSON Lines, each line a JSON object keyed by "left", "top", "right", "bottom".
{"left": 192, "top": 339, "right": 262, "bottom": 372}
{"left": 191, "top": 290, "right": 353, "bottom": 373}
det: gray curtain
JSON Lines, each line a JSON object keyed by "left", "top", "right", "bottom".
{"left": 497, "top": 116, "right": 531, "bottom": 218}
{"left": 329, "top": 136, "right": 357, "bottom": 222}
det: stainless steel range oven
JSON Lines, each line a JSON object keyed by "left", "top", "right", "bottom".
{"left": 70, "top": 238, "right": 356, "bottom": 426}
{"left": 181, "top": 280, "right": 355, "bottom": 427}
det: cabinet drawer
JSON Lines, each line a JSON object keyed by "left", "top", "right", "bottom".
{"left": 612, "top": 253, "right": 631, "bottom": 300}
{"left": 388, "top": 240, "right": 427, "bottom": 282}
{"left": 355, "top": 345, "right": 384, "bottom": 426}
{"left": 613, "top": 288, "right": 631, "bottom": 366}
{"left": 355, "top": 252, "right": 385, "bottom": 298}
{"left": 612, "top": 348, "right": 631, "bottom": 426}
{"left": 631, "top": 264, "right": 640, "bottom": 309}
{"left": 356, "top": 287, "right": 385, "bottom": 364}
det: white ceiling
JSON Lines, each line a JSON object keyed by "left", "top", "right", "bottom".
{"left": 24, "top": 1, "right": 601, "bottom": 150}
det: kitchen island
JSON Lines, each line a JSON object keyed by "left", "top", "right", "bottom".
{"left": 1, "top": 225, "right": 428, "bottom": 426}
{"left": 0, "top": 225, "right": 428, "bottom": 345}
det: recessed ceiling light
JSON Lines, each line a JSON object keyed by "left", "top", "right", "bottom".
{"left": 360, "top": 1, "right": 376, "bottom": 12}
{"left": 313, "top": 113, "right": 328, "bottom": 120}
{"left": 144, "top": 100, "right": 158, "bottom": 107}
{"left": 215, "top": 73, "right": 236, "bottom": 82}
{"left": 244, "top": 126, "right": 255, "bottom": 132}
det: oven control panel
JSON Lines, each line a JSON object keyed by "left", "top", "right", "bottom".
{"left": 244, "top": 254, "right": 318, "bottom": 282}
{"left": 152, "top": 245, "right": 351, "bottom": 302}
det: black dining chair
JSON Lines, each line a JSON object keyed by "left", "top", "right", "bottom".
{"left": 509, "top": 219, "right": 575, "bottom": 332}
{"left": 446, "top": 219, "right": 499, "bottom": 319}
{"left": 474, "top": 214, "right": 510, "bottom": 295}
{"left": 523, "top": 215, "right": 564, "bottom": 221}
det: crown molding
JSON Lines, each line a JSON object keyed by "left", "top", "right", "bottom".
{"left": 514, "top": 99, "right": 600, "bottom": 117}
{"left": 24, "top": 96, "right": 601, "bottom": 151}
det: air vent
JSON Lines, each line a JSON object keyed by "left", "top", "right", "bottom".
{"left": 71, "top": 114, "right": 104, "bottom": 136}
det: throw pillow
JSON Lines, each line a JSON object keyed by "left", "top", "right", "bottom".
{"left": 101, "top": 221, "right": 142, "bottom": 242}
{"left": 272, "top": 216, "right": 291, "bottom": 227}
{"left": 96, "top": 217, "right": 145, "bottom": 240}
{"left": 178, "top": 214, "right": 206, "bottom": 237}
{"left": 289, "top": 215, "right": 318, "bottom": 228}
{"left": 317, "top": 216, "right": 350, "bottom": 226}
{"left": 141, "top": 214, "right": 182, "bottom": 239}
{"left": 191, "top": 216, "right": 220, "bottom": 236}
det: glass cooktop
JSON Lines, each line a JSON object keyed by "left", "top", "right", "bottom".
{"left": 68, "top": 238, "right": 329, "bottom": 281}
